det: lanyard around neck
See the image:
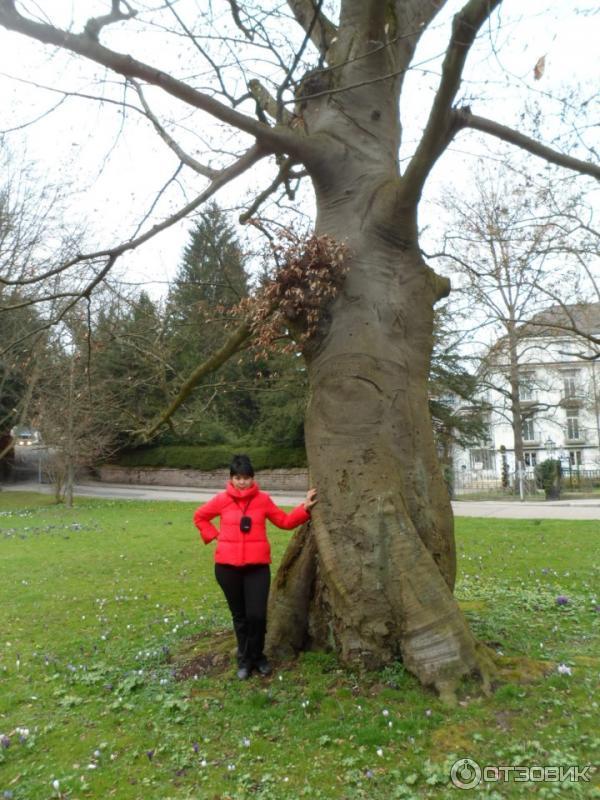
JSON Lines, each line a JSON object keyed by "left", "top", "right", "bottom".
{"left": 233, "top": 496, "right": 253, "bottom": 515}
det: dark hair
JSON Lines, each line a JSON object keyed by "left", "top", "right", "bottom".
{"left": 229, "top": 454, "right": 254, "bottom": 478}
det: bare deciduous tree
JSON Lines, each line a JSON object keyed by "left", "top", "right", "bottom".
{"left": 433, "top": 166, "right": 597, "bottom": 477}
{"left": 35, "top": 333, "right": 119, "bottom": 507}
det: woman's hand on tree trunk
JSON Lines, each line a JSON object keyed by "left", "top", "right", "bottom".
{"left": 303, "top": 488, "right": 318, "bottom": 511}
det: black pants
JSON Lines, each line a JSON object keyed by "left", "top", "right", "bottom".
{"left": 215, "top": 563, "right": 270, "bottom": 667}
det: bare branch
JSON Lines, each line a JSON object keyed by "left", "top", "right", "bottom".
{"left": 239, "top": 158, "right": 295, "bottom": 223}
{"left": 132, "top": 80, "right": 218, "bottom": 178}
{"left": 401, "top": 0, "right": 502, "bottom": 201}
{"left": 455, "top": 110, "right": 600, "bottom": 181}
{"left": 164, "top": 0, "right": 240, "bottom": 107}
{"left": 0, "top": 3, "right": 303, "bottom": 157}
{"left": 277, "top": 0, "right": 325, "bottom": 122}
{"left": 0, "top": 255, "right": 118, "bottom": 356}
{"left": 225, "top": 0, "right": 254, "bottom": 41}
{"left": 130, "top": 161, "right": 183, "bottom": 239}
{"left": 0, "top": 145, "right": 266, "bottom": 287}
{"left": 0, "top": 94, "right": 68, "bottom": 133}
{"left": 84, "top": 0, "right": 137, "bottom": 42}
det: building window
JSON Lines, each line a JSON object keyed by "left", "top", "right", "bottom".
{"left": 524, "top": 452, "right": 537, "bottom": 467}
{"left": 481, "top": 418, "right": 493, "bottom": 447}
{"left": 522, "top": 416, "right": 536, "bottom": 442}
{"left": 562, "top": 370, "right": 580, "bottom": 399}
{"left": 519, "top": 372, "right": 535, "bottom": 402}
{"left": 470, "top": 449, "right": 496, "bottom": 471}
{"left": 569, "top": 450, "right": 582, "bottom": 467}
{"left": 566, "top": 408, "right": 580, "bottom": 440}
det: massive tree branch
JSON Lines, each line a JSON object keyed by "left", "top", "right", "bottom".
{"left": 248, "top": 80, "right": 294, "bottom": 126}
{"left": 287, "top": 0, "right": 337, "bottom": 60}
{"left": 0, "top": 3, "right": 303, "bottom": 157}
{"left": 455, "top": 110, "right": 600, "bottom": 180}
{"left": 143, "top": 319, "right": 254, "bottom": 439}
{"left": 400, "top": 0, "right": 502, "bottom": 201}
{"left": 391, "top": 0, "right": 448, "bottom": 70}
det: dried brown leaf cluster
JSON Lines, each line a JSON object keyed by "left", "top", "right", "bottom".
{"left": 235, "top": 231, "right": 348, "bottom": 355}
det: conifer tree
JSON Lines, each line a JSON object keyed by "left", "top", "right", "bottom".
{"left": 166, "top": 203, "right": 257, "bottom": 437}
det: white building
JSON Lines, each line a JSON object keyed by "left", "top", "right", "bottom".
{"left": 452, "top": 303, "right": 600, "bottom": 483}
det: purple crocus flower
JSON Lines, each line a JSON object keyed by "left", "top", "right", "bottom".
{"left": 0, "top": 735, "right": 10, "bottom": 749}
{"left": 146, "top": 749, "right": 155, "bottom": 761}
{"left": 555, "top": 596, "right": 569, "bottom": 606}
{"left": 192, "top": 741, "right": 200, "bottom": 753}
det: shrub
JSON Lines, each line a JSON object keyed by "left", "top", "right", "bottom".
{"left": 111, "top": 445, "right": 307, "bottom": 471}
{"left": 535, "top": 458, "right": 562, "bottom": 500}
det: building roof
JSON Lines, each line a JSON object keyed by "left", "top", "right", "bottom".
{"left": 522, "top": 302, "right": 600, "bottom": 338}
{"left": 482, "top": 302, "right": 600, "bottom": 369}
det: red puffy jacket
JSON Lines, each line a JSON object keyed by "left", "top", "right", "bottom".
{"left": 193, "top": 481, "right": 310, "bottom": 566}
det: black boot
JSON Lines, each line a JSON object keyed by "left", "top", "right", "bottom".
{"left": 255, "top": 657, "right": 272, "bottom": 676}
{"left": 247, "top": 617, "right": 270, "bottom": 675}
{"left": 232, "top": 617, "right": 251, "bottom": 678}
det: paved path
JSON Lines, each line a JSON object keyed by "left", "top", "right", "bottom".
{"left": 452, "top": 499, "right": 600, "bottom": 520}
{"left": 2, "top": 481, "right": 600, "bottom": 519}
{"left": 1, "top": 481, "right": 304, "bottom": 507}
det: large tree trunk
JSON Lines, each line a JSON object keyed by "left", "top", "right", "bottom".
{"left": 267, "top": 166, "right": 495, "bottom": 699}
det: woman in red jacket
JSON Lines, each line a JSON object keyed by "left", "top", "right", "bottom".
{"left": 194, "top": 454, "right": 317, "bottom": 680}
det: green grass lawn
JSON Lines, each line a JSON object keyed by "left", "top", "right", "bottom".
{"left": 0, "top": 492, "right": 598, "bottom": 799}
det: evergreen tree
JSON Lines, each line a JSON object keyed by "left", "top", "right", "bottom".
{"left": 167, "top": 203, "right": 248, "bottom": 363}
{"left": 165, "top": 204, "right": 257, "bottom": 438}
{"left": 251, "top": 351, "right": 307, "bottom": 449}
{"left": 429, "top": 306, "right": 488, "bottom": 466}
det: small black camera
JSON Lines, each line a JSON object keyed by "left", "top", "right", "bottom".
{"left": 240, "top": 516, "right": 252, "bottom": 533}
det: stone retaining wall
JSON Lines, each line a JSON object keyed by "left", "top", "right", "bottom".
{"left": 98, "top": 465, "right": 309, "bottom": 492}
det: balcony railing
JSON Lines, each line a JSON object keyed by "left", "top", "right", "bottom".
{"left": 565, "top": 434, "right": 586, "bottom": 445}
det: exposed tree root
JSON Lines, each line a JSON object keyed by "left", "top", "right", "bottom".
{"left": 266, "top": 511, "right": 499, "bottom": 706}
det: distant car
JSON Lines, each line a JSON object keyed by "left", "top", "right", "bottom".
{"left": 13, "top": 429, "right": 41, "bottom": 447}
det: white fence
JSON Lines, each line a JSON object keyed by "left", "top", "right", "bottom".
{"left": 450, "top": 466, "right": 600, "bottom": 497}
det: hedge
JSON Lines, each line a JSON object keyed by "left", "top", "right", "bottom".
{"left": 111, "top": 445, "right": 307, "bottom": 471}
